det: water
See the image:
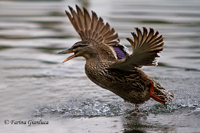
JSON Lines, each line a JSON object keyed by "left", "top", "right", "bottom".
{"left": 0, "top": 0, "right": 200, "bottom": 132}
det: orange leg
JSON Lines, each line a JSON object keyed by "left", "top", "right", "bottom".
{"left": 135, "top": 104, "right": 140, "bottom": 113}
{"left": 149, "top": 81, "right": 167, "bottom": 105}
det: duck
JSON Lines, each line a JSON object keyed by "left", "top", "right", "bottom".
{"left": 58, "top": 5, "right": 174, "bottom": 106}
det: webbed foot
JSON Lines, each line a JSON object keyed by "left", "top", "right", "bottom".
{"left": 149, "top": 81, "right": 167, "bottom": 105}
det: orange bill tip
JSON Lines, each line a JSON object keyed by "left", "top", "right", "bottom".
{"left": 63, "top": 53, "right": 76, "bottom": 63}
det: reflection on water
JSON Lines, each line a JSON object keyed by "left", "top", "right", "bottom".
{"left": 0, "top": 0, "right": 200, "bottom": 132}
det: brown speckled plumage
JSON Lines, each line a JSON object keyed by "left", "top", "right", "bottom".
{"left": 59, "top": 5, "right": 174, "bottom": 105}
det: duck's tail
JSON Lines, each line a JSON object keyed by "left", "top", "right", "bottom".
{"left": 150, "top": 80, "right": 174, "bottom": 104}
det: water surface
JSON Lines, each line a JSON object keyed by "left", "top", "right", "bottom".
{"left": 0, "top": 0, "right": 200, "bottom": 132}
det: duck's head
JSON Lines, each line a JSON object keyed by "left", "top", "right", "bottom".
{"left": 58, "top": 41, "right": 96, "bottom": 63}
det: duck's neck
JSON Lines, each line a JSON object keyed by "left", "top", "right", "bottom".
{"left": 85, "top": 56, "right": 100, "bottom": 67}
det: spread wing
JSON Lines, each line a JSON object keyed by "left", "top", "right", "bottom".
{"left": 66, "top": 5, "right": 120, "bottom": 46}
{"left": 110, "top": 27, "right": 164, "bottom": 70}
{"left": 65, "top": 5, "right": 128, "bottom": 60}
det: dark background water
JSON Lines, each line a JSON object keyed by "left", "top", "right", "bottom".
{"left": 0, "top": 0, "right": 200, "bottom": 132}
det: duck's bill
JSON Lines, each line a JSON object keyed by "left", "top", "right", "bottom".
{"left": 63, "top": 53, "right": 76, "bottom": 63}
{"left": 58, "top": 49, "right": 76, "bottom": 63}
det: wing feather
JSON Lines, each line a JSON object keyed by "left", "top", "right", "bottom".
{"left": 110, "top": 27, "right": 164, "bottom": 70}
{"left": 136, "top": 28, "right": 143, "bottom": 46}
{"left": 144, "top": 28, "right": 154, "bottom": 45}
{"left": 91, "top": 11, "right": 98, "bottom": 32}
{"left": 140, "top": 27, "right": 148, "bottom": 45}
{"left": 131, "top": 32, "right": 138, "bottom": 49}
{"left": 65, "top": 10, "right": 79, "bottom": 33}
{"left": 76, "top": 5, "right": 84, "bottom": 31}
{"left": 69, "top": 7, "right": 81, "bottom": 30}
{"left": 66, "top": 5, "right": 120, "bottom": 46}
{"left": 83, "top": 7, "right": 91, "bottom": 31}
{"left": 99, "top": 23, "right": 110, "bottom": 35}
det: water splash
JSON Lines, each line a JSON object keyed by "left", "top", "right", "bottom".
{"left": 32, "top": 98, "right": 200, "bottom": 118}
{"left": 33, "top": 99, "right": 124, "bottom": 118}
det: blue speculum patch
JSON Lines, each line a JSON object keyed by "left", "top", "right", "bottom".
{"left": 113, "top": 47, "right": 126, "bottom": 59}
